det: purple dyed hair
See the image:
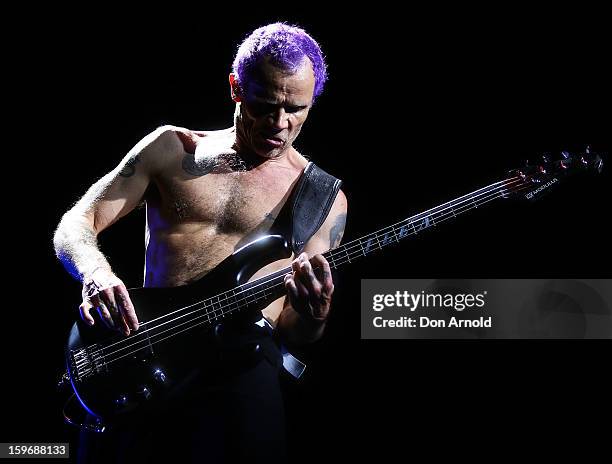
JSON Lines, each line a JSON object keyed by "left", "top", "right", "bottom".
{"left": 232, "top": 22, "right": 328, "bottom": 101}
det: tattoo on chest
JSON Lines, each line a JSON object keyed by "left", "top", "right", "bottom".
{"left": 182, "top": 152, "right": 254, "bottom": 177}
{"left": 119, "top": 155, "right": 141, "bottom": 177}
{"left": 182, "top": 153, "right": 217, "bottom": 177}
{"left": 329, "top": 213, "right": 347, "bottom": 249}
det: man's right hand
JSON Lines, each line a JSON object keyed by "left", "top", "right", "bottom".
{"left": 80, "top": 269, "right": 139, "bottom": 336}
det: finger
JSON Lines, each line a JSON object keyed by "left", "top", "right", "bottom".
{"left": 79, "top": 301, "right": 95, "bottom": 326}
{"left": 96, "top": 301, "right": 116, "bottom": 329}
{"left": 99, "top": 288, "right": 125, "bottom": 333}
{"left": 311, "top": 254, "right": 334, "bottom": 296}
{"left": 296, "top": 258, "right": 322, "bottom": 297}
{"left": 291, "top": 255, "right": 302, "bottom": 273}
{"left": 293, "top": 274, "right": 310, "bottom": 301}
{"left": 115, "top": 285, "right": 139, "bottom": 332}
{"left": 285, "top": 274, "right": 310, "bottom": 316}
{"left": 284, "top": 274, "right": 299, "bottom": 306}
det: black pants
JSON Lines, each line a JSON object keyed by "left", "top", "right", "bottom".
{"left": 77, "top": 329, "right": 286, "bottom": 464}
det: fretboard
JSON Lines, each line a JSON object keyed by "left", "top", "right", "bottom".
{"left": 227, "top": 176, "right": 525, "bottom": 312}
{"left": 97, "top": 176, "right": 527, "bottom": 365}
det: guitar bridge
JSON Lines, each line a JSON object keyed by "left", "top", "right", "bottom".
{"left": 69, "top": 344, "right": 106, "bottom": 382}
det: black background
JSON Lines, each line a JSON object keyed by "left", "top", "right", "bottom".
{"left": 5, "top": 6, "right": 610, "bottom": 461}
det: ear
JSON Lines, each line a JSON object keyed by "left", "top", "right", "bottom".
{"left": 229, "top": 73, "right": 242, "bottom": 103}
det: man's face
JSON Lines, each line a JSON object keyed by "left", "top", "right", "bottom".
{"left": 234, "top": 57, "right": 316, "bottom": 158}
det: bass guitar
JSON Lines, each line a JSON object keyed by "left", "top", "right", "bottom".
{"left": 60, "top": 148, "right": 603, "bottom": 431}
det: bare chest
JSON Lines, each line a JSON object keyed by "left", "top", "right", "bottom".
{"left": 153, "top": 164, "right": 300, "bottom": 236}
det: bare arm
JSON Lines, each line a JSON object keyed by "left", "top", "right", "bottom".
{"left": 270, "top": 190, "right": 348, "bottom": 345}
{"left": 53, "top": 126, "right": 183, "bottom": 334}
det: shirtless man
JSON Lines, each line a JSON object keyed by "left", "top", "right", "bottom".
{"left": 54, "top": 24, "right": 347, "bottom": 344}
{"left": 53, "top": 23, "right": 346, "bottom": 462}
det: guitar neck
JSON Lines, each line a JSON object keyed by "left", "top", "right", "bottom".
{"left": 92, "top": 176, "right": 525, "bottom": 358}
{"left": 237, "top": 176, "right": 523, "bottom": 305}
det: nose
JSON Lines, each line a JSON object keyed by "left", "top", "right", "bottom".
{"left": 270, "top": 107, "right": 289, "bottom": 130}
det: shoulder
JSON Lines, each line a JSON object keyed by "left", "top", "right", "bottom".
{"left": 146, "top": 125, "right": 197, "bottom": 154}
{"left": 131, "top": 125, "right": 207, "bottom": 174}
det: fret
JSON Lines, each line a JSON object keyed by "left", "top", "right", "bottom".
{"left": 380, "top": 230, "right": 394, "bottom": 246}
{"left": 397, "top": 223, "right": 411, "bottom": 240}
{"left": 327, "top": 251, "right": 337, "bottom": 269}
{"left": 204, "top": 300, "right": 213, "bottom": 324}
{"left": 212, "top": 294, "right": 221, "bottom": 319}
{"left": 244, "top": 288, "right": 256, "bottom": 306}
{"left": 410, "top": 220, "right": 418, "bottom": 235}
{"left": 262, "top": 286, "right": 268, "bottom": 302}
{"left": 391, "top": 225, "right": 400, "bottom": 243}
{"left": 228, "top": 288, "right": 239, "bottom": 316}
{"left": 344, "top": 245, "right": 352, "bottom": 263}
{"left": 363, "top": 237, "right": 375, "bottom": 255}
{"left": 359, "top": 239, "right": 367, "bottom": 256}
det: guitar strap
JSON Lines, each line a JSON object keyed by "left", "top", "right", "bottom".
{"left": 265, "top": 161, "right": 343, "bottom": 379}
{"left": 271, "top": 161, "right": 343, "bottom": 255}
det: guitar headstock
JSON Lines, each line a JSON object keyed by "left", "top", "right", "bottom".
{"left": 504, "top": 146, "right": 604, "bottom": 201}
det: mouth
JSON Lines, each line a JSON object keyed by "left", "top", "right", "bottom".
{"left": 259, "top": 133, "right": 285, "bottom": 149}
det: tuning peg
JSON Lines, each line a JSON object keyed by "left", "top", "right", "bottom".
{"left": 585, "top": 145, "right": 591, "bottom": 154}
{"left": 541, "top": 153, "right": 551, "bottom": 163}
{"left": 560, "top": 151, "right": 570, "bottom": 159}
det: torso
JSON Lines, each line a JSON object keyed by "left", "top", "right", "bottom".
{"left": 143, "top": 129, "right": 307, "bottom": 287}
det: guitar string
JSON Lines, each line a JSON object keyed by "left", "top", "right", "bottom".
{"left": 97, "top": 182, "right": 535, "bottom": 368}
{"left": 90, "top": 175, "right": 523, "bottom": 356}
{"left": 86, "top": 176, "right": 523, "bottom": 360}
{"left": 89, "top": 178, "right": 527, "bottom": 363}
{"left": 89, "top": 179, "right": 530, "bottom": 366}
{"left": 88, "top": 177, "right": 527, "bottom": 362}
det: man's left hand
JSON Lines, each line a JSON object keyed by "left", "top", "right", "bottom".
{"left": 284, "top": 252, "right": 334, "bottom": 321}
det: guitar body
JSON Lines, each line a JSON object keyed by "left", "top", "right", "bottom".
{"left": 65, "top": 235, "right": 291, "bottom": 427}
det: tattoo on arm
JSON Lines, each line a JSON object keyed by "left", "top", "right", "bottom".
{"left": 329, "top": 213, "right": 347, "bottom": 249}
{"left": 119, "top": 154, "right": 141, "bottom": 177}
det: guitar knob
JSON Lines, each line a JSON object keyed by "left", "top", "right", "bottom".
{"left": 137, "top": 385, "right": 152, "bottom": 400}
{"left": 153, "top": 368, "right": 167, "bottom": 384}
{"left": 115, "top": 394, "right": 129, "bottom": 408}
